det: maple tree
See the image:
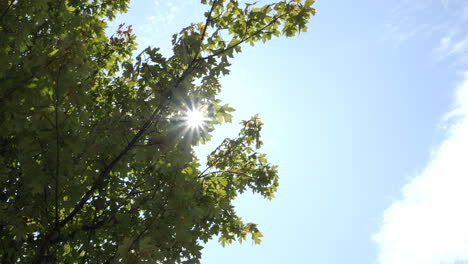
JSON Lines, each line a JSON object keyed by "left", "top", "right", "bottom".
{"left": 0, "top": 0, "right": 315, "bottom": 263}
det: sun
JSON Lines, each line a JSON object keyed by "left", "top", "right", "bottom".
{"left": 184, "top": 108, "right": 207, "bottom": 129}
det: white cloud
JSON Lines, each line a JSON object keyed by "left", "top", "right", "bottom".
{"left": 373, "top": 73, "right": 468, "bottom": 264}
{"left": 376, "top": 2, "right": 468, "bottom": 263}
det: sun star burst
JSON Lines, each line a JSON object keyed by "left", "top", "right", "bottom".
{"left": 184, "top": 108, "right": 207, "bottom": 129}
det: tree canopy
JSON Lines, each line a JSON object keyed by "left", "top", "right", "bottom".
{"left": 0, "top": 0, "right": 314, "bottom": 263}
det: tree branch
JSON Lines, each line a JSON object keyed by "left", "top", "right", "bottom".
{"left": 195, "top": 12, "right": 288, "bottom": 63}
{"left": 59, "top": 102, "right": 166, "bottom": 228}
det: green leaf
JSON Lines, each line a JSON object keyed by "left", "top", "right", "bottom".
{"left": 48, "top": 49, "right": 59, "bottom": 57}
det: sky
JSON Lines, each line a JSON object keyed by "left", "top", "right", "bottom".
{"left": 110, "top": 0, "right": 468, "bottom": 263}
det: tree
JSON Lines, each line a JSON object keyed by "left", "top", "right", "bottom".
{"left": 0, "top": 0, "right": 314, "bottom": 263}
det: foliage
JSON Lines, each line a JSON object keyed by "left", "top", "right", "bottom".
{"left": 0, "top": 0, "right": 314, "bottom": 263}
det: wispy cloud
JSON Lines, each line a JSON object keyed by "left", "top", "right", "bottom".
{"left": 373, "top": 73, "right": 468, "bottom": 264}
{"left": 135, "top": 0, "right": 208, "bottom": 55}
{"left": 384, "top": 0, "right": 468, "bottom": 66}
{"left": 136, "top": 0, "right": 186, "bottom": 49}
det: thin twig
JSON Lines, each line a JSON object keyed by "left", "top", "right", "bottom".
{"left": 191, "top": 0, "right": 218, "bottom": 64}
{"left": 196, "top": 139, "right": 234, "bottom": 178}
{"left": 0, "top": 0, "right": 14, "bottom": 21}
{"left": 199, "top": 170, "right": 254, "bottom": 179}
{"left": 54, "top": 65, "right": 63, "bottom": 227}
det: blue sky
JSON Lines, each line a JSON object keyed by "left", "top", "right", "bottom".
{"left": 111, "top": 1, "right": 468, "bottom": 263}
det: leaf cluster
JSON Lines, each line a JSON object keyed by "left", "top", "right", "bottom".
{"left": 0, "top": 0, "right": 314, "bottom": 263}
